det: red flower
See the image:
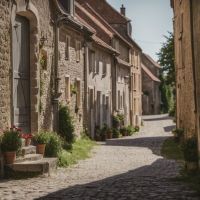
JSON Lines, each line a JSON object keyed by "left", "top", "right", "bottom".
{"left": 20, "top": 133, "right": 33, "bottom": 139}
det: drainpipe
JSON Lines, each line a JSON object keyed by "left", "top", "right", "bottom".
{"left": 190, "top": 0, "right": 200, "bottom": 166}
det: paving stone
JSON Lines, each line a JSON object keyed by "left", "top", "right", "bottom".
{"left": 0, "top": 114, "right": 199, "bottom": 199}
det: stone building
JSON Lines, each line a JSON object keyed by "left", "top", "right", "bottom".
{"left": 0, "top": 0, "right": 56, "bottom": 134}
{"left": 75, "top": 2, "right": 117, "bottom": 137}
{"left": 142, "top": 54, "right": 161, "bottom": 115}
{"left": 171, "top": 0, "right": 196, "bottom": 138}
{"left": 76, "top": 0, "right": 143, "bottom": 127}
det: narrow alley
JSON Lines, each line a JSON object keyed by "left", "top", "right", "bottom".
{"left": 0, "top": 115, "right": 198, "bottom": 200}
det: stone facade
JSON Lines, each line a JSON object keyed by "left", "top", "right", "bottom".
{"left": 142, "top": 54, "right": 161, "bottom": 115}
{"left": 171, "top": 0, "right": 196, "bottom": 138}
{"left": 0, "top": 0, "right": 11, "bottom": 133}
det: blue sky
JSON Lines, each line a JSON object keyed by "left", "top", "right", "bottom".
{"left": 107, "top": 0, "right": 173, "bottom": 61}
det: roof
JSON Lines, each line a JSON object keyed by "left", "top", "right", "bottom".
{"left": 141, "top": 64, "right": 161, "bottom": 82}
{"left": 143, "top": 54, "right": 161, "bottom": 68}
{"left": 92, "top": 35, "right": 119, "bottom": 54}
{"left": 116, "top": 57, "right": 132, "bottom": 68}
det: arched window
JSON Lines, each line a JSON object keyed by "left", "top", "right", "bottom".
{"left": 58, "top": 0, "right": 74, "bottom": 15}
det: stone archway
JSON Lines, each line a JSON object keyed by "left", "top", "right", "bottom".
{"left": 11, "top": 0, "right": 40, "bottom": 133}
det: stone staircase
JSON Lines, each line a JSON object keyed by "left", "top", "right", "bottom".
{"left": 6, "top": 145, "right": 57, "bottom": 176}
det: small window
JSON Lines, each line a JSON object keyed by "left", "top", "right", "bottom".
{"left": 89, "top": 50, "right": 95, "bottom": 72}
{"left": 118, "top": 90, "right": 120, "bottom": 110}
{"left": 103, "top": 62, "right": 107, "bottom": 76}
{"left": 65, "top": 35, "right": 70, "bottom": 60}
{"left": 76, "top": 79, "right": 81, "bottom": 108}
{"left": 89, "top": 88, "right": 94, "bottom": 110}
{"left": 95, "top": 60, "right": 99, "bottom": 74}
{"left": 65, "top": 76, "right": 70, "bottom": 102}
{"left": 76, "top": 40, "right": 81, "bottom": 62}
{"left": 58, "top": 0, "right": 74, "bottom": 15}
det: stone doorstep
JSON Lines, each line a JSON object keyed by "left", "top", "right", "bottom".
{"left": 7, "top": 158, "right": 58, "bottom": 174}
{"left": 15, "top": 154, "right": 43, "bottom": 163}
{"left": 20, "top": 145, "right": 37, "bottom": 155}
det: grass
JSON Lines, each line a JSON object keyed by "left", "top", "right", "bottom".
{"left": 162, "top": 137, "right": 200, "bottom": 195}
{"left": 161, "top": 137, "right": 184, "bottom": 161}
{"left": 58, "top": 137, "right": 96, "bottom": 167}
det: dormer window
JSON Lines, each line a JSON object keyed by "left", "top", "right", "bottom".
{"left": 58, "top": 0, "right": 74, "bottom": 15}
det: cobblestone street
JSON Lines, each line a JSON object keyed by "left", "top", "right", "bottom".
{"left": 0, "top": 115, "right": 199, "bottom": 200}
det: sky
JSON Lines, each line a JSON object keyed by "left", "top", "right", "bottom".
{"left": 107, "top": 0, "right": 173, "bottom": 61}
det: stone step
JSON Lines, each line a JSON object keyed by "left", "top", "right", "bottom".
{"left": 7, "top": 158, "right": 57, "bottom": 175}
{"left": 20, "top": 145, "right": 36, "bottom": 155}
{"left": 15, "top": 154, "right": 43, "bottom": 163}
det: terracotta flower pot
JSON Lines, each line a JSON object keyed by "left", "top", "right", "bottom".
{"left": 25, "top": 138, "right": 32, "bottom": 146}
{"left": 4, "top": 151, "right": 16, "bottom": 164}
{"left": 107, "top": 132, "right": 112, "bottom": 139}
{"left": 37, "top": 144, "right": 46, "bottom": 155}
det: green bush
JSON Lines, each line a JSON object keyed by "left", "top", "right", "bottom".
{"left": 59, "top": 105, "right": 75, "bottom": 144}
{"left": 126, "top": 125, "right": 135, "bottom": 136}
{"left": 45, "top": 132, "right": 63, "bottom": 157}
{"left": 33, "top": 131, "right": 49, "bottom": 144}
{"left": 112, "top": 128, "right": 120, "bottom": 138}
{"left": 112, "top": 114, "right": 124, "bottom": 128}
{"left": 135, "top": 126, "right": 140, "bottom": 132}
{"left": 182, "top": 137, "right": 198, "bottom": 162}
{"left": 0, "top": 130, "right": 22, "bottom": 152}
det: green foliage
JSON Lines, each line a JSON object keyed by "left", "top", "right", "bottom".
{"left": 58, "top": 138, "right": 95, "bottom": 167}
{"left": 45, "top": 132, "right": 63, "bottom": 157}
{"left": 134, "top": 126, "right": 140, "bottom": 132}
{"left": 126, "top": 125, "right": 136, "bottom": 136}
{"left": 112, "top": 114, "right": 124, "bottom": 128}
{"left": 112, "top": 128, "right": 120, "bottom": 138}
{"left": 161, "top": 137, "right": 184, "bottom": 160}
{"left": 172, "top": 128, "right": 184, "bottom": 139}
{"left": 59, "top": 105, "right": 75, "bottom": 144}
{"left": 157, "top": 32, "right": 175, "bottom": 86}
{"left": 157, "top": 32, "right": 175, "bottom": 114}
{"left": 33, "top": 131, "right": 49, "bottom": 144}
{"left": 182, "top": 137, "right": 198, "bottom": 162}
{"left": 0, "top": 130, "right": 22, "bottom": 152}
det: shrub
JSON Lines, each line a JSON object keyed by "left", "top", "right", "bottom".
{"left": 112, "top": 114, "right": 124, "bottom": 128}
{"left": 59, "top": 105, "right": 75, "bottom": 144}
{"left": 182, "top": 137, "right": 198, "bottom": 162}
{"left": 45, "top": 132, "right": 63, "bottom": 157}
{"left": 135, "top": 126, "right": 140, "bottom": 132}
{"left": 112, "top": 128, "right": 120, "bottom": 138}
{"left": 0, "top": 129, "right": 22, "bottom": 152}
{"left": 172, "top": 128, "right": 184, "bottom": 142}
{"left": 120, "top": 127, "right": 127, "bottom": 136}
{"left": 126, "top": 125, "right": 135, "bottom": 136}
{"left": 33, "top": 131, "right": 49, "bottom": 144}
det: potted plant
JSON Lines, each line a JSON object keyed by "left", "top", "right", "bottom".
{"left": 106, "top": 127, "right": 113, "bottom": 139}
{"left": 135, "top": 126, "right": 140, "bottom": 132}
{"left": 20, "top": 133, "right": 33, "bottom": 146}
{"left": 100, "top": 124, "right": 108, "bottom": 141}
{"left": 112, "top": 128, "right": 120, "bottom": 138}
{"left": 33, "top": 131, "right": 49, "bottom": 155}
{"left": 95, "top": 126, "right": 101, "bottom": 141}
{"left": 0, "top": 127, "right": 22, "bottom": 164}
{"left": 120, "top": 127, "right": 127, "bottom": 136}
{"left": 182, "top": 137, "right": 199, "bottom": 171}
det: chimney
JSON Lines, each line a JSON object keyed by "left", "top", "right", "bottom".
{"left": 120, "top": 4, "right": 126, "bottom": 16}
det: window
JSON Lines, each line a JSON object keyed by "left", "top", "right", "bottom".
{"left": 89, "top": 88, "right": 94, "bottom": 110}
{"left": 65, "top": 35, "right": 70, "bottom": 60}
{"left": 118, "top": 90, "right": 120, "bottom": 110}
{"left": 102, "top": 62, "right": 107, "bottom": 76}
{"left": 76, "top": 40, "right": 81, "bottom": 62}
{"left": 76, "top": 79, "right": 81, "bottom": 108}
{"left": 89, "top": 50, "right": 95, "bottom": 72}
{"left": 95, "top": 60, "right": 99, "bottom": 74}
{"left": 65, "top": 76, "right": 70, "bottom": 102}
{"left": 113, "top": 39, "right": 120, "bottom": 52}
{"left": 133, "top": 73, "right": 136, "bottom": 91}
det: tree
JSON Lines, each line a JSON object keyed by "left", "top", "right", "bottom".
{"left": 157, "top": 32, "right": 175, "bottom": 114}
{"left": 157, "top": 32, "right": 175, "bottom": 86}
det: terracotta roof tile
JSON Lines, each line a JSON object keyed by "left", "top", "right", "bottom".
{"left": 116, "top": 57, "right": 132, "bottom": 68}
{"left": 144, "top": 54, "right": 161, "bottom": 68}
{"left": 142, "top": 64, "right": 161, "bottom": 82}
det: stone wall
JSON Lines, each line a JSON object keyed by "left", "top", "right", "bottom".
{"left": 0, "top": 0, "right": 11, "bottom": 132}
{"left": 173, "top": 0, "right": 196, "bottom": 137}
{"left": 58, "top": 26, "right": 85, "bottom": 136}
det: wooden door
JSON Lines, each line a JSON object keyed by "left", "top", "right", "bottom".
{"left": 12, "top": 15, "right": 30, "bottom": 133}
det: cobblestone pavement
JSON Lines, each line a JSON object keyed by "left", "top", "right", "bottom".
{"left": 0, "top": 114, "right": 199, "bottom": 200}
